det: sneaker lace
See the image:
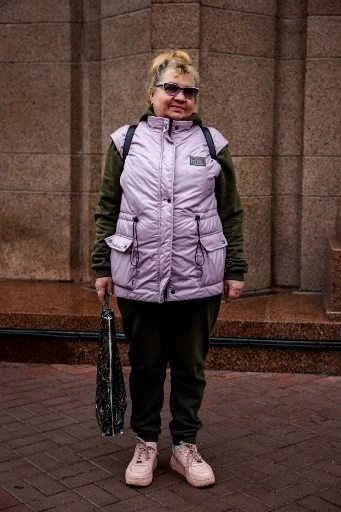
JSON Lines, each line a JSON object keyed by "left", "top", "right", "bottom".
{"left": 134, "top": 437, "right": 157, "bottom": 463}
{"left": 180, "top": 442, "right": 204, "bottom": 467}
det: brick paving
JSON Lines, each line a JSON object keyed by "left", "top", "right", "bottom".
{"left": 0, "top": 362, "right": 340, "bottom": 512}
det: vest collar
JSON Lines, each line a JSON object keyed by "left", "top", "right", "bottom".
{"left": 147, "top": 116, "right": 194, "bottom": 133}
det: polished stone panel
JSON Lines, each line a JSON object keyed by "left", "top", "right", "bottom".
{"left": 308, "top": 0, "right": 341, "bottom": 15}
{"left": 102, "top": 10, "right": 150, "bottom": 59}
{"left": 324, "top": 237, "right": 341, "bottom": 319}
{"left": 301, "top": 197, "right": 340, "bottom": 289}
{"left": 302, "top": 157, "right": 341, "bottom": 196}
{"left": 101, "top": 55, "right": 150, "bottom": 151}
{"left": 0, "top": 193, "right": 72, "bottom": 281}
{"left": 277, "top": 17, "right": 306, "bottom": 60}
{"left": 0, "top": 0, "right": 75, "bottom": 22}
{"left": 82, "top": 193, "right": 101, "bottom": 284}
{"left": 1, "top": 154, "right": 71, "bottom": 192}
{"left": 0, "top": 24, "right": 76, "bottom": 62}
{"left": 82, "top": 154, "right": 103, "bottom": 194}
{"left": 83, "top": 0, "right": 101, "bottom": 22}
{"left": 206, "top": 345, "right": 340, "bottom": 374}
{"left": 303, "top": 60, "right": 340, "bottom": 156}
{"left": 274, "top": 61, "right": 305, "bottom": 155}
{"left": 200, "top": 0, "right": 276, "bottom": 16}
{"left": 0, "top": 63, "right": 72, "bottom": 154}
{"left": 242, "top": 198, "right": 272, "bottom": 292}
{"left": 273, "top": 157, "right": 302, "bottom": 195}
{"left": 307, "top": 16, "right": 341, "bottom": 57}
{"left": 200, "top": 54, "right": 275, "bottom": 156}
{"left": 84, "top": 21, "right": 101, "bottom": 61}
{"left": 101, "top": 0, "right": 150, "bottom": 18}
{"left": 232, "top": 157, "right": 272, "bottom": 197}
{"left": 152, "top": 4, "right": 200, "bottom": 49}
{"left": 82, "top": 62, "right": 102, "bottom": 156}
{"left": 272, "top": 195, "right": 301, "bottom": 287}
{"left": 201, "top": 5, "right": 276, "bottom": 58}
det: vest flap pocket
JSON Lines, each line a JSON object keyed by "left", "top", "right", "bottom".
{"left": 200, "top": 232, "right": 227, "bottom": 252}
{"left": 105, "top": 233, "right": 133, "bottom": 252}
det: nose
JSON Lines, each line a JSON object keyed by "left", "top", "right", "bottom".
{"left": 173, "top": 89, "right": 186, "bottom": 100}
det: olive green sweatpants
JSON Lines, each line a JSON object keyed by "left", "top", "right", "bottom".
{"left": 117, "top": 295, "right": 221, "bottom": 444}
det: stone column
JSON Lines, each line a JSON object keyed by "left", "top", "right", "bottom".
{"left": 80, "top": 0, "right": 102, "bottom": 283}
{"left": 323, "top": 203, "right": 341, "bottom": 319}
{"left": 272, "top": 0, "right": 307, "bottom": 289}
{"left": 300, "top": 1, "right": 341, "bottom": 290}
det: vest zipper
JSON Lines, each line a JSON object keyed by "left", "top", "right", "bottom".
{"left": 168, "top": 119, "right": 173, "bottom": 136}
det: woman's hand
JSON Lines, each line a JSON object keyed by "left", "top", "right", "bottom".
{"left": 95, "top": 277, "right": 113, "bottom": 305}
{"left": 224, "top": 279, "right": 244, "bottom": 302}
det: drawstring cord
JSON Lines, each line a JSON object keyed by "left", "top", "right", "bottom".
{"left": 194, "top": 215, "right": 205, "bottom": 266}
{"left": 130, "top": 216, "right": 139, "bottom": 266}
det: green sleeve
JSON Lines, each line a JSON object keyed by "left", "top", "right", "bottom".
{"left": 215, "top": 147, "right": 248, "bottom": 280}
{"left": 91, "top": 142, "right": 123, "bottom": 277}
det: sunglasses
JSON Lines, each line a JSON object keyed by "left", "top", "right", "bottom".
{"left": 155, "top": 82, "right": 199, "bottom": 99}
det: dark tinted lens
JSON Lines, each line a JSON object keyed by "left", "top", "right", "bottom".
{"left": 164, "top": 83, "right": 181, "bottom": 96}
{"left": 183, "top": 87, "right": 198, "bottom": 99}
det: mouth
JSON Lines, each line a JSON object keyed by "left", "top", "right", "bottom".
{"left": 170, "top": 105, "right": 185, "bottom": 112}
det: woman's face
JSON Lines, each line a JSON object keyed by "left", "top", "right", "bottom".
{"left": 150, "top": 69, "right": 197, "bottom": 120}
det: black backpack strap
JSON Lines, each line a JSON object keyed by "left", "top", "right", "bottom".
{"left": 123, "top": 124, "right": 217, "bottom": 162}
{"left": 201, "top": 126, "right": 217, "bottom": 160}
{"left": 122, "top": 124, "right": 138, "bottom": 162}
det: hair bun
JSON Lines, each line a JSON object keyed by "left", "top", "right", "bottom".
{"left": 151, "top": 50, "right": 192, "bottom": 74}
{"left": 170, "top": 50, "right": 192, "bottom": 66}
{"left": 149, "top": 49, "right": 199, "bottom": 88}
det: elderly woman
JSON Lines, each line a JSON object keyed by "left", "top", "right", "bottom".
{"left": 92, "top": 50, "right": 248, "bottom": 488}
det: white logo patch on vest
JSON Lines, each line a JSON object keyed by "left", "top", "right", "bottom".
{"left": 190, "top": 156, "right": 206, "bottom": 166}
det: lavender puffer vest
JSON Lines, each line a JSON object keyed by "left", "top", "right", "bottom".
{"left": 106, "top": 116, "right": 228, "bottom": 303}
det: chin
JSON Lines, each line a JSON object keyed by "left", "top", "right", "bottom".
{"left": 169, "top": 112, "right": 187, "bottom": 120}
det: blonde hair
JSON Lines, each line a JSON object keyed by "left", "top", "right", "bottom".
{"left": 149, "top": 50, "right": 199, "bottom": 89}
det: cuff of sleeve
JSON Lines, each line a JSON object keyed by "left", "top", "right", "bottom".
{"left": 224, "top": 271, "right": 245, "bottom": 281}
{"left": 95, "top": 270, "right": 112, "bottom": 278}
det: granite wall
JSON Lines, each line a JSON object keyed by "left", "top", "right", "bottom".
{"left": 0, "top": 0, "right": 340, "bottom": 293}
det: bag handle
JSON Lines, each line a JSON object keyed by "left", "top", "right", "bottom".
{"left": 104, "top": 293, "right": 110, "bottom": 309}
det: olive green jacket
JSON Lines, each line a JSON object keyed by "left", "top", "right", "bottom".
{"left": 92, "top": 110, "right": 248, "bottom": 281}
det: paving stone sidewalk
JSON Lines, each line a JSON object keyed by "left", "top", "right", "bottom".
{"left": 0, "top": 362, "right": 340, "bottom": 512}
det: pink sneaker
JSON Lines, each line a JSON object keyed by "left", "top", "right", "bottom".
{"left": 125, "top": 437, "right": 158, "bottom": 486}
{"left": 170, "top": 442, "right": 215, "bottom": 487}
